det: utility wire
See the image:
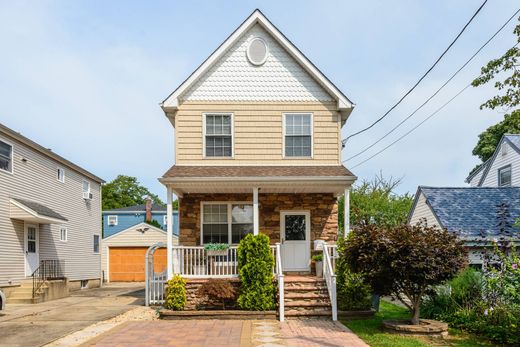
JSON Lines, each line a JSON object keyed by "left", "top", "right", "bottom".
{"left": 350, "top": 84, "right": 471, "bottom": 170}
{"left": 341, "top": 0, "right": 488, "bottom": 146}
{"left": 344, "top": 7, "right": 520, "bottom": 163}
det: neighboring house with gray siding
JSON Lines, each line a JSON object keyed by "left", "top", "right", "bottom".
{"left": 466, "top": 134, "right": 520, "bottom": 187}
{"left": 0, "top": 122, "right": 104, "bottom": 302}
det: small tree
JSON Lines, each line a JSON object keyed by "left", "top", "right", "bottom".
{"left": 343, "top": 222, "right": 467, "bottom": 324}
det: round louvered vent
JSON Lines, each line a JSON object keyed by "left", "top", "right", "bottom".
{"left": 246, "top": 37, "right": 268, "bottom": 66}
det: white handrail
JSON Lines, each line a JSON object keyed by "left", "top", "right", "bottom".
{"left": 275, "top": 242, "right": 284, "bottom": 322}
{"left": 323, "top": 244, "right": 337, "bottom": 321}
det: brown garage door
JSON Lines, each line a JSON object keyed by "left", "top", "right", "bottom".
{"left": 109, "top": 247, "right": 167, "bottom": 282}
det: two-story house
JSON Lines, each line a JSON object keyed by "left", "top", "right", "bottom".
{"left": 0, "top": 123, "right": 104, "bottom": 304}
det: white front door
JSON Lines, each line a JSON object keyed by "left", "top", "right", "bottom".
{"left": 280, "top": 211, "right": 310, "bottom": 272}
{"left": 24, "top": 224, "right": 39, "bottom": 276}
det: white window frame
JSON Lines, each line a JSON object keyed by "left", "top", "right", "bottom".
{"left": 282, "top": 113, "right": 314, "bottom": 158}
{"left": 200, "top": 201, "right": 253, "bottom": 245}
{"left": 163, "top": 215, "right": 168, "bottom": 226}
{"left": 0, "top": 138, "right": 14, "bottom": 174}
{"left": 202, "top": 113, "right": 234, "bottom": 158}
{"left": 57, "top": 167, "right": 65, "bottom": 183}
{"left": 82, "top": 180, "right": 91, "bottom": 198}
{"left": 93, "top": 234, "right": 100, "bottom": 254}
{"left": 107, "top": 215, "right": 118, "bottom": 226}
{"left": 498, "top": 165, "right": 512, "bottom": 187}
{"left": 60, "top": 227, "right": 68, "bottom": 242}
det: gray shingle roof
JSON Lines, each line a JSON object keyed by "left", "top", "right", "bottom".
{"left": 104, "top": 204, "right": 167, "bottom": 213}
{"left": 419, "top": 187, "right": 520, "bottom": 238}
{"left": 13, "top": 198, "right": 68, "bottom": 221}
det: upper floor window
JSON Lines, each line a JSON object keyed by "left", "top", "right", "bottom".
{"left": 57, "top": 167, "right": 65, "bottom": 183}
{"left": 0, "top": 140, "right": 13, "bottom": 173}
{"left": 498, "top": 166, "right": 512, "bottom": 187}
{"left": 204, "top": 114, "right": 232, "bottom": 157}
{"left": 60, "top": 228, "right": 68, "bottom": 242}
{"left": 93, "top": 235, "right": 100, "bottom": 253}
{"left": 82, "top": 180, "right": 91, "bottom": 199}
{"left": 107, "top": 215, "right": 118, "bottom": 226}
{"left": 284, "top": 113, "right": 312, "bottom": 157}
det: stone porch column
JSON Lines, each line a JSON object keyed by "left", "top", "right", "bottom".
{"left": 166, "top": 186, "right": 173, "bottom": 279}
{"left": 344, "top": 187, "right": 350, "bottom": 237}
{"left": 253, "top": 187, "right": 259, "bottom": 235}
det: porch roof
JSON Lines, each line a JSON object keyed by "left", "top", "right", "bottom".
{"left": 10, "top": 198, "right": 68, "bottom": 224}
{"left": 159, "top": 165, "right": 356, "bottom": 195}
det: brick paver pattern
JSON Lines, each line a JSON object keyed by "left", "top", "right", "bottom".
{"left": 280, "top": 319, "right": 369, "bottom": 347}
{"left": 88, "top": 320, "right": 244, "bottom": 347}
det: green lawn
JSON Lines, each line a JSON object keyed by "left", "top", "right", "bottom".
{"left": 341, "top": 301, "right": 495, "bottom": 347}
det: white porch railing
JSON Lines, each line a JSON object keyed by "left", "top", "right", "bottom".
{"left": 275, "top": 242, "right": 284, "bottom": 322}
{"left": 172, "top": 245, "right": 278, "bottom": 278}
{"left": 323, "top": 244, "right": 338, "bottom": 321}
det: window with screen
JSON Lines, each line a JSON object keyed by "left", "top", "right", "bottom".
{"left": 204, "top": 114, "right": 232, "bottom": 157}
{"left": 0, "top": 140, "right": 13, "bottom": 173}
{"left": 284, "top": 114, "right": 312, "bottom": 157}
{"left": 498, "top": 166, "right": 512, "bottom": 187}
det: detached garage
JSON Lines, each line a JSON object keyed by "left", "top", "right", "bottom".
{"left": 102, "top": 222, "right": 179, "bottom": 282}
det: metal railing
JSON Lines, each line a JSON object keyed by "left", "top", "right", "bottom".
{"left": 32, "top": 259, "right": 65, "bottom": 298}
{"left": 275, "top": 242, "right": 285, "bottom": 321}
{"left": 323, "top": 244, "right": 338, "bottom": 321}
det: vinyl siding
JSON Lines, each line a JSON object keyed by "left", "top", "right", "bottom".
{"left": 0, "top": 132, "right": 101, "bottom": 286}
{"left": 480, "top": 141, "right": 520, "bottom": 186}
{"left": 103, "top": 212, "right": 179, "bottom": 237}
{"left": 408, "top": 192, "right": 441, "bottom": 227}
{"left": 175, "top": 101, "right": 341, "bottom": 165}
{"left": 468, "top": 168, "right": 484, "bottom": 187}
{"left": 101, "top": 226, "right": 178, "bottom": 282}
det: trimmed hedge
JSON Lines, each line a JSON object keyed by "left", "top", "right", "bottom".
{"left": 164, "top": 274, "right": 186, "bottom": 310}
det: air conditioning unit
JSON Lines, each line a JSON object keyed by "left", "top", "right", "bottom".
{"left": 83, "top": 192, "right": 93, "bottom": 200}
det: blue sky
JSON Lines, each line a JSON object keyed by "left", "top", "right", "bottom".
{"left": 1, "top": 0, "right": 518, "bottom": 199}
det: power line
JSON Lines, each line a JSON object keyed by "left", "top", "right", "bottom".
{"left": 344, "top": 7, "right": 520, "bottom": 162}
{"left": 350, "top": 83, "right": 471, "bottom": 170}
{"left": 341, "top": 0, "right": 488, "bottom": 146}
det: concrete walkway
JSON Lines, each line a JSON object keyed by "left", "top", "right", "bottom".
{"left": 0, "top": 283, "right": 145, "bottom": 347}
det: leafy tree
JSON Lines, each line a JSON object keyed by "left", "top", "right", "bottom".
{"left": 338, "top": 173, "right": 413, "bottom": 232}
{"left": 469, "top": 17, "right": 520, "bottom": 172}
{"left": 342, "top": 222, "right": 467, "bottom": 325}
{"left": 102, "top": 175, "right": 165, "bottom": 210}
{"left": 146, "top": 219, "right": 163, "bottom": 229}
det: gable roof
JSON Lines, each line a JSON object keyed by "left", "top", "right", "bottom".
{"left": 102, "top": 222, "right": 178, "bottom": 241}
{"left": 414, "top": 186, "right": 520, "bottom": 239}
{"left": 10, "top": 198, "right": 68, "bottom": 223}
{"left": 161, "top": 9, "right": 354, "bottom": 119}
{"left": 103, "top": 203, "right": 169, "bottom": 213}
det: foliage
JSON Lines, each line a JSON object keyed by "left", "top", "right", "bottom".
{"left": 197, "top": 279, "right": 236, "bottom": 309}
{"left": 422, "top": 246, "right": 520, "bottom": 345}
{"left": 204, "top": 243, "right": 230, "bottom": 251}
{"left": 336, "top": 236, "right": 372, "bottom": 311}
{"left": 146, "top": 219, "right": 162, "bottom": 229}
{"left": 102, "top": 175, "right": 166, "bottom": 210}
{"left": 311, "top": 254, "right": 323, "bottom": 262}
{"left": 343, "top": 222, "right": 467, "bottom": 324}
{"left": 237, "top": 234, "right": 275, "bottom": 311}
{"left": 338, "top": 173, "right": 413, "bottom": 232}
{"left": 164, "top": 275, "right": 186, "bottom": 311}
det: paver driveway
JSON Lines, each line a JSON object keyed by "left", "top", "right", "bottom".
{"left": 0, "top": 283, "right": 144, "bottom": 347}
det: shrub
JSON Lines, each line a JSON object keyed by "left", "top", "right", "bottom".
{"left": 146, "top": 219, "right": 162, "bottom": 229}
{"left": 164, "top": 274, "right": 186, "bottom": 310}
{"left": 311, "top": 254, "right": 323, "bottom": 262}
{"left": 336, "top": 237, "right": 371, "bottom": 311}
{"left": 237, "top": 234, "right": 275, "bottom": 310}
{"left": 343, "top": 222, "right": 467, "bottom": 324}
{"left": 197, "top": 279, "right": 236, "bottom": 309}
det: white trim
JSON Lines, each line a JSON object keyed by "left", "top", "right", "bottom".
{"left": 246, "top": 37, "right": 269, "bottom": 66}
{"left": 253, "top": 187, "right": 259, "bottom": 235}
{"left": 167, "top": 186, "right": 173, "bottom": 279}
{"left": 202, "top": 112, "right": 234, "bottom": 158}
{"left": 57, "top": 166, "right": 65, "bottom": 183}
{"left": 10, "top": 198, "right": 67, "bottom": 224}
{"left": 344, "top": 187, "right": 350, "bottom": 237}
{"left": 82, "top": 180, "right": 91, "bottom": 199}
{"left": 107, "top": 215, "right": 118, "bottom": 226}
{"left": 60, "top": 227, "right": 68, "bottom": 242}
{"left": 106, "top": 246, "right": 110, "bottom": 283}
{"left": 279, "top": 210, "right": 311, "bottom": 272}
{"left": 282, "top": 113, "right": 313, "bottom": 159}
{"left": 163, "top": 215, "right": 168, "bottom": 226}
{"left": 161, "top": 10, "right": 353, "bottom": 115}
{"left": 200, "top": 201, "right": 253, "bottom": 245}
{"left": 161, "top": 176, "right": 355, "bottom": 183}
{"left": 102, "top": 222, "right": 174, "bottom": 242}
{"left": 24, "top": 223, "right": 39, "bottom": 276}
{"left": 0, "top": 137, "right": 14, "bottom": 175}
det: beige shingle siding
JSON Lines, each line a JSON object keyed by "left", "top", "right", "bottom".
{"left": 408, "top": 192, "right": 440, "bottom": 227}
{"left": 480, "top": 141, "right": 520, "bottom": 186}
{"left": 175, "top": 101, "right": 341, "bottom": 165}
{"left": 0, "top": 131, "right": 101, "bottom": 286}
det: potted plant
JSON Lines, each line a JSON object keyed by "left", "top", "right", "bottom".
{"left": 312, "top": 254, "right": 323, "bottom": 277}
{"left": 204, "top": 243, "right": 230, "bottom": 256}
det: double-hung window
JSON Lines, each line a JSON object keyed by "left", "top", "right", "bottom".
{"left": 204, "top": 114, "right": 232, "bottom": 157}
{"left": 0, "top": 140, "right": 13, "bottom": 173}
{"left": 93, "top": 235, "right": 100, "bottom": 253}
{"left": 284, "top": 113, "right": 312, "bottom": 157}
{"left": 107, "top": 215, "right": 118, "bottom": 226}
{"left": 201, "top": 203, "right": 253, "bottom": 244}
{"left": 57, "top": 167, "right": 65, "bottom": 183}
{"left": 498, "top": 166, "right": 512, "bottom": 187}
{"left": 60, "top": 228, "right": 68, "bottom": 242}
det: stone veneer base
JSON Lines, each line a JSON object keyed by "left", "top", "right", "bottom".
{"left": 383, "top": 319, "right": 449, "bottom": 337}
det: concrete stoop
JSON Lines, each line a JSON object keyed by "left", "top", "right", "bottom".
{"left": 282, "top": 275, "right": 333, "bottom": 318}
{"left": 7, "top": 279, "right": 69, "bottom": 304}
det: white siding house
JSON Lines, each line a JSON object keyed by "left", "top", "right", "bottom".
{"left": 0, "top": 123, "right": 104, "bottom": 299}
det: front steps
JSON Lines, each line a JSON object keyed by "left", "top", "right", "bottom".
{"left": 282, "top": 276, "right": 332, "bottom": 318}
{"left": 7, "top": 280, "right": 46, "bottom": 304}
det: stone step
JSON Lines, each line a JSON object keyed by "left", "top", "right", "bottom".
{"left": 284, "top": 309, "right": 332, "bottom": 317}
{"left": 284, "top": 292, "right": 330, "bottom": 300}
{"left": 284, "top": 285, "right": 328, "bottom": 292}
{"left": 285, "top": 300, "right": 331, "bottom": 308}
{"left": 7, "top": 297, "right": 34, "bottom": 304}
{"left": 284, "top": 276, "right": 325, "bottom": 283}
